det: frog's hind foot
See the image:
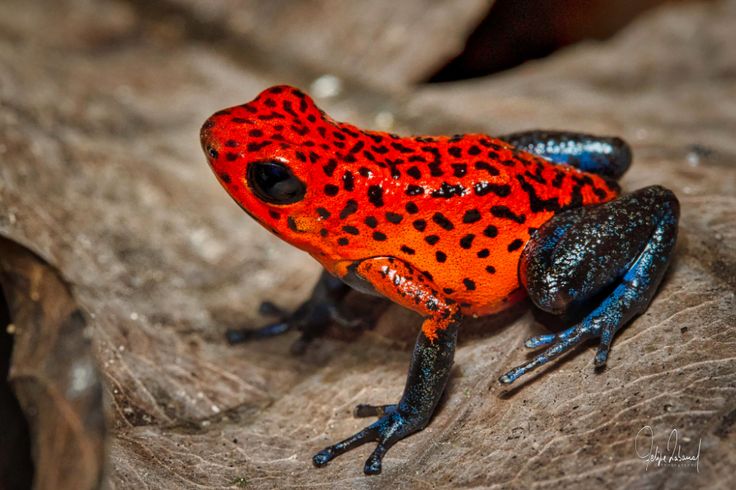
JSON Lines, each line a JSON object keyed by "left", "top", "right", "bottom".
{"left": 500, "top": 186, "right": 679, "bottom": 385}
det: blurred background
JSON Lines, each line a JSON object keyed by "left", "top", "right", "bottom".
{"left": 1, "top": 0, "right": 734, "bottom": 489}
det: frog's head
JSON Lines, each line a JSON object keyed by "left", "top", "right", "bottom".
{"left": 200, "top": 85, "right": 344, "bottom": 255}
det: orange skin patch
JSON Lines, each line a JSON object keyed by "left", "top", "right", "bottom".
{"left": 201, "top": 86, "right": 619, "bottom": 337}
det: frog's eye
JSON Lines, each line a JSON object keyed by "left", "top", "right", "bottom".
{"left": 247, "top": 161, "right": 306, "bottom": 205}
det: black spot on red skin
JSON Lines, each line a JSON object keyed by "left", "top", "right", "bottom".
{"left": 460, "top": 234, "right": 475, "bottom": 249}
{"left": 269, "top": 210, "right": 280, "bottom": 220}
{"left": 320, "top": 228, "right": 328, "bottom": 237}
{"left": 323, "top": 160, "right": 337, "bottom": 177}
{"left": 219, "top": 173, "right": 231, "bottom": 183}
{"left": 364, "top": 216, "right": 378, "bottom": 228}
{"left": 432, "top": 213, "right": 454, "bottom": 231}
{"left": 516, "top": 175, "right": 561, "bottom": 213}
{"left": 413, "top": 219, "right": 427, "bottom": 232}
{"left": 373, "top": 231, "right": 387, "bottom": 241}
{"left": 324, "top": 184, "right": 339, "bottom": 196}
{"left": 405, "top": 202, "right": 419, "bottom": 214}
{"left": 401, "top": 245, "right": 415, "bottom": 255}
{"left": 463, "top": 209, "right": 481, "bottom": 224}
{"left": 451, "top": 163, "right": 467, "bottom": 177}
{"left": 349, "top": 141, "right": 365, "bottom": 153}
{"left": 343, "top": 225, "right": 360, "bottom": 235}
{"left": 448, "top": 147, "right": 462, "bottom": 158}
{"left": 425, "top": 235, "right": 440, "bottom": 245}
{"left": 368, "top": 185, "right": 384, "bottom": 207}
{"left": 431, "top": 182, "right": 466, "bottom": 198}
{"left": 338, "top": 237, "right": 349, "bottom": 245}
{"left": 485, "top": 265, "right": 496, "bottom": 274}
{"left": 483, "top": 225, "right": 498, "bottom": 238}
{"left": 342, "top": 171, "right": 355, "bottom": 191}
{"left": 226, "top": 152, "right": 238, "bottom": 161}
{"left": 287, "top": 216, "right": 299, "bottom": 232}
{"left": 340, "top": 199, "right": 358, "bottom": 219}
{"left": 406, "top": 167, "right": 422, "bottom": 180}
{"left": 507, "top": 239, "right": 524, "bottom": 252}
{"left": 474, "top": 182, "right": 511, "bottom": 197}
{"left": 225, "top": 139, "right": 238, "bottom": 147}
{"left": 435, "top": 251, "right": 447, "bottom": 263}
{"left": 491, "top": 205, "right": 526, "bottom": 223}
{"left": 477, "top": 249, "right": 490, "bottom": 258}
{"left": 406, "top": 185, "right": 424, "bottom": 196}
{"left": 247, "top": 141, "right": 271, "bottom": 152}
{"left": 391, "top": 142, "right": 414, "bottom": 153}
{"left": 316, "top": 207, "right": 331, "bottom": 219}
{"left": 443, "top": 288, "right": 454, "bottom": 295}
{"left": 463, "top": 278, "right": 476, "bottom": 291}
{"left": 468, "top": 145, "right": 481, "bottom": 156}
{"left": 386, "top": 212, "right": 403, "bottom": 224}
{"left": 475, "top": 161, "right": 500, "bottom": 176}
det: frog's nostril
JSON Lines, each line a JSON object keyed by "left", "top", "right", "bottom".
{"left": 207, "top": 146, "right": 219, "bottom": 159}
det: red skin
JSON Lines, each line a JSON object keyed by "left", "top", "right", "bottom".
{"left": 201, "top": 86, "right": 618, "bottom": 339}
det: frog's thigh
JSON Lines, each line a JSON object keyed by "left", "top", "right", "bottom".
{"left": 346, "top": 257, "right": 460, "bottom": 341}
{"left": 521, "top": 185, "right": 679, "bottom": 317}
{"left": 500, "top": 130, "right": 631, "bottom": 179}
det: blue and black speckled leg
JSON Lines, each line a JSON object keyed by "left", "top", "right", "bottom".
{"left": 499, "top": 185, "right": 679, "bottom": 384}
{"left": 501, "top": 130, "right": 632, "bottom": 179}
{"left": 226, "top": 270, "right": 364, "bottom": 353}
{"left": 313, "top": 322, "right": 459, "bottom": 475}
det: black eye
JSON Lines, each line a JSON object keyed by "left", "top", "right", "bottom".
{"left": 247, "top": 161, "right": 306, "bottom": 204}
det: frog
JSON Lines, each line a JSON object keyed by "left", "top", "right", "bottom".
{"left": 200, "top": 85, "right": 679, "bottom": 475}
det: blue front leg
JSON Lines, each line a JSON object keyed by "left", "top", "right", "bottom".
{"left": 500, "top": 186, "right": 679, "bottom": 384}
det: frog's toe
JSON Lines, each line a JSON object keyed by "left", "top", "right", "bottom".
{"left": 313, "top": 409, "right": 424, "bottom": 475}
{"left": 524, "top": 333, "right": 556, "bottom": 348}
{"left": 353, "top": 403, "right": 397, "bottom": 418}
{"left": 524, "top": 325, "right": 578, "bottom": 349}
{"left": 593, "top": 326, "right": 615, "bottom": 367}
{"left": 500, "top": 327, "right": 589, "bottom": 384}
{"left": 258, "top": 300, "right": 288, "bottom": 317}
{"left": 225, "top": 321, "right": 291, "bottom": 344}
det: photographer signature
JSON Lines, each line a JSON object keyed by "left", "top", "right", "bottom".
{"left": 635, "top": 425, "right": 701, "bottom": 472}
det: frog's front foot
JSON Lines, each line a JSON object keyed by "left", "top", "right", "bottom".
{"left": 313, "top": 404, "right": 426, "bottom": 475}
{"left": 314, "top": 322, "right": 459, "bottom": 475}
{"left": 226, "top": 270, "right": 364, "bottom": 353}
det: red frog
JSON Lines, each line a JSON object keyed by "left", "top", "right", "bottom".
{"left": 200, "top": 86, "right": 679, "bottom": 475}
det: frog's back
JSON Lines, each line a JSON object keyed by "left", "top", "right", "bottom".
{"left": 322, "top": 128, "right": 621, "bottom": 315}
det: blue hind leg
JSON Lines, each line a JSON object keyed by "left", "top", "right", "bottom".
{"left": 501, "top": 130, "right": 632, "bottom": 179}
{"left": 499, "top": 186, "right": 679, "bottom": 385}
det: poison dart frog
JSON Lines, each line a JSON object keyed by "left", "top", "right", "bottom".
{"left": 200, "top": 86, "right": 679, "bottom": 475}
